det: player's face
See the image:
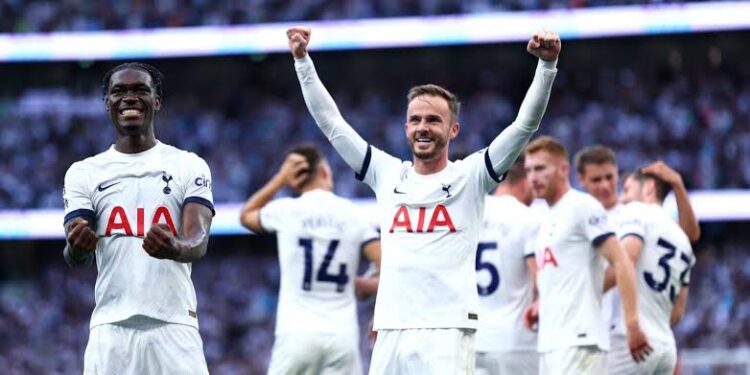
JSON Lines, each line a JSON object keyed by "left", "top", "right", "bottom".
{"left": 105, "top": 68, "right": 161, "bottom": 136}
{"left": 525, "top": 150, "right": 566, "bottom": 201}
{"left": 578, "top": 162, "right": 618, "bottom": 209}
{"left": 405, "top": 95, "right": 458, "bottom": 161}
{"left": 620, "top": 175, "right": 644, "bottom": 204}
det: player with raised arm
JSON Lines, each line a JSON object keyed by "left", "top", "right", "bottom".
{"left": 240, "top": 143, "right": 381, "bottom": 375}
{"left": 522, "top": 136, "right": 651, "bottom": 374}
{"left": 287, "top": 26, "right": 560, "bottom": 373}
{"left": 63, "top": 63, "right": 214, "bottom": 374}
{"left": 602, "top": 169, "right": 694, "bottom": 374}
{"left": 475, "top": 155, "right": 539, "bottom": 375}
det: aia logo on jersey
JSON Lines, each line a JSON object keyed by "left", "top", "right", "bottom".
{"left": 537, "top": 247, "right": 559, "bottom": 270}
{"left": 105, "top": 206, "right": 177, "bottom": 237}
{"left": 389, "top": 204, "right": 456, "bottom": 233}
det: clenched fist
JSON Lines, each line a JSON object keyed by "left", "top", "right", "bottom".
{"left": 527, "top": 31, "right": 562, "bottom": 62}
{"left": 66, "top": 218, "right": 98, "bottom": 258}
{"left": 287, "top": 26, "right": 311, "bottom": 59}
{"left": 143, "top": 224, "right": 181, "bottom": 260}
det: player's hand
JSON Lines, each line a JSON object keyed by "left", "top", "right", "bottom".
{"left": 143, "top": 224, "right": 181, "bottom": 260}
{"left": 641, "top": 160, "right": 683, "bottom": 188}
{"left": 527, "top": 31, "right": 561, "bottom": 62}
{"left": 523, "top": 300, "right": 539, "bottom": 331}
{"left": 276, "top": 153, "right": 310, "bottom": 190}
{"left": 67, "top": 218, "right": 98, "bottom": 256}
{"left": 287, "top": 26, "right": 311, "bottom": 59}
{"left": 626, "top": 324, "right": 653, "bottom": 362}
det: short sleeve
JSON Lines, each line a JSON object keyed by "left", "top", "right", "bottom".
{"left": 360, "top": 223, "right": 380, "bottom": 248}
{"left": 259, "top": 198, "right": 294, "bottom": 233}
{"left": 579, "top": 196, "right": 615, "bottom": 248}
{"left": 63, "top": 162, "right": 95, "bottom": 225}
{"left": 182, "top": 154, "right": 215, "bottom": 216}
{"left": 617, "top": 204, "right": 646, "bottom": 242}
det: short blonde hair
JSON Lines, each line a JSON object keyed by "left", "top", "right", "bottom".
{"left": 525, "top": 136, "right": 569, "bottom": 161}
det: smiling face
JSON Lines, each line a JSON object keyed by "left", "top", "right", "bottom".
{"left": 405, "top": 95, "right": 458, "bottom": 162}
{"left": 105, "top": 68, "right": 161, "bottom": 137}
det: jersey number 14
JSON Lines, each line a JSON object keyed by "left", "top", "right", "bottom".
{"left": 298, "top": 238, "right": 349, "bottom": 293}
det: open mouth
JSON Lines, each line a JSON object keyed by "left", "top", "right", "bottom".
{"left": 415, "top": 137, "right": 433, "bottom": 147}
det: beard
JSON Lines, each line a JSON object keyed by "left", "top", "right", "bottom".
{"left": 409, "top": 136, "right": 448, "bottom": 160}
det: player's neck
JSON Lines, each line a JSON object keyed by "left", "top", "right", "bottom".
{"left": 546, "top": 182, "right": 570, "bottom": 206}
{"left": 413, "top": 155, "right": 448, "bottom": 175}
{"left": 115, "top": 135, "right": 158, "bottom": 154}
{"left": 298, "top": 179, "right": 330, "bottom": 194}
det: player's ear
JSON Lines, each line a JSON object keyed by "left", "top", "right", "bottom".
{"left": 154, "top": 95, "right": 162, "bottom": 112}
{"left": 644, "top": 179, "right": 656, "bottom": 198}
{"left": 560, "top": 160, "right": 570, "bottom": 177}
{"left": 450, "top": 122, "right": 460, "bottom": 139}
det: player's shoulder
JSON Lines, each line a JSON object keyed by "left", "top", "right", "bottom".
{"left": 485, "top": 194, "right": 530, "bottom": 216}
{"left": 566, "top": 189, "right": 604, "bottom": 210}
{"left": 65, "top": 147, "right": 115, "bottom": 176}
{"left": 160, "top": 142, "right": 208, "bottom": 164}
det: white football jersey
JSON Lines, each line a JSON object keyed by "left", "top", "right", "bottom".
{"left": 476, "top": 195, "right": 539, "bottom": 352}
{"left": 611, "top": 202, "right": 694, "bottom": 345}
{"left": 534, "top": 189, "right": 614, "bottom": 352}
{"left": 260, "top": 189, "right": 379, "bottom": 336}
{"left": 63, "top": 142, "right": 214, "bottom": 329}
{"left": 360, "top": 147, "right": 499, "bottom": 330}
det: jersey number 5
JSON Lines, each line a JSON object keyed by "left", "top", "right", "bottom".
{"left": 476, "top": 242, "right": 500, "bottom": 296}
{"left": 299, "top": 238, "right": 349, "bottom": 293}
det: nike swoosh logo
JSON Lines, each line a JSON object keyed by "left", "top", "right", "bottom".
{"left": 98, "top": 181, "right": 121, "bottom": 192}
{"left": 393, "top": 187, "right": 406, "bottom": 194}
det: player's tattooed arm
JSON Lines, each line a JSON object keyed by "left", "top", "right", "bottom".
{"left": 641, "top": 161, "right": 701, "bottom": 242}
{"left": 63, "top": 218, "right": 97, "bottom": 267}
{"left": 142, "top": 203, "right": 213, "bottom": 263}
{"left": 239, "top": 153, "right": 310, "bottom": 233}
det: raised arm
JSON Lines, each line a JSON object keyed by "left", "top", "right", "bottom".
{"left": 641, "top": 161, "right": 701, "bottom": 242}
{"left": 599, "top": 236, "right": 653, "bottom": 362}
{"left": 239, "top": 153, "right": 310, "bottom": 233}
{"left": 486, "top": 32, "right": 560, "bottom": 176}
{"left": 288, "top": 27, "right": 369, "bottom": 173}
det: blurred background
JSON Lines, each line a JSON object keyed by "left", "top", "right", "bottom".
{"left": 1, "top": 0, "right": 749, "bottom": 374}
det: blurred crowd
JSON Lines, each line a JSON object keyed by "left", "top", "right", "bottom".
{"left": 0, "top": 235, "right": 746, "bottom": 374}
{"left": 0, "top": 247, "right": 375, "bottom": 374}
{"left": 0, "top": 42, "right": 748, "bottom": 209}
{"left": 1, "top": 0, "right": 722, "bottom": 33}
